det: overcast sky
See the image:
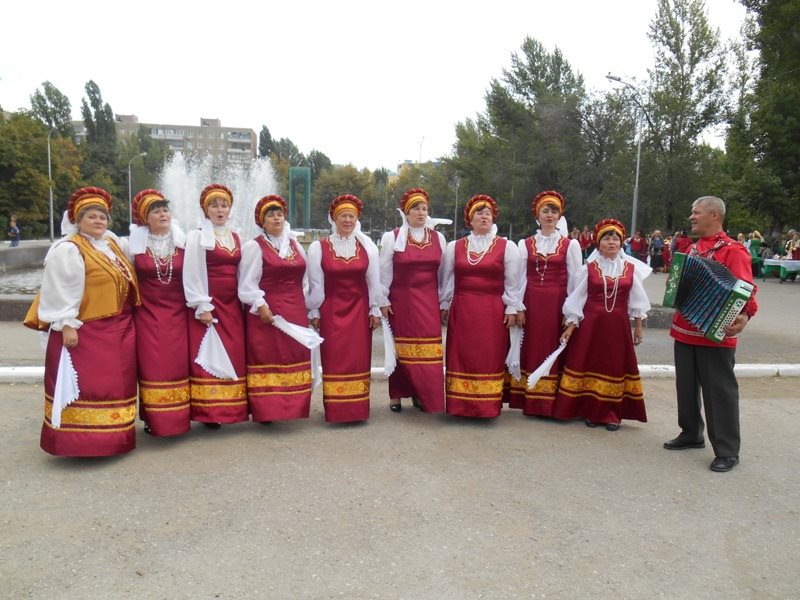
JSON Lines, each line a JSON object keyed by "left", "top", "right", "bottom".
{"left": 1, "top": 0, "right": 747, "bottom": 171}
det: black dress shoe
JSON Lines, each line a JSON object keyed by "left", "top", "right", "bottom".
{"left": 411, "top": 397, "right": 421, "bottom": 409}
{"left": 203, "top": 422, "right": 222, "bottom": 429}
{"left": 605, "top": 423, "right": 620, "bottom": 431}
{"left": 143, "top": 424, "right": 153, "bottom": 435}
{"left": 584, "top": 419, "right": 598, "bottom": 428}
{"left": 390, "top": 403, "right": 402, "bottom": 413}
{"left": 710, "top": 456, "right": 739, "bottom": 472}
{"left": 663, "top": 436, "right": 705, "bottom": 450}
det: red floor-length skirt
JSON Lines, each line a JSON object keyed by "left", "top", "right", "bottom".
{"left": 446, "top": 237, "right": 509, "bottom": 418}
{"left": 509, "top": 237, "right": 570, "bottom": 415}
{"left": 40, "top": 305, "right": 138, "bottom": 457}
{"left": 553, "top": 262, "right": 647, "bottom": 424}
{"left": 246, "top": 238, "right": 312, "bottom": 421}
{"left": 319, "top": 238, "right": 372, "bottom": 423}
{"left": 134, "top": 248, "right": 191, "bottom": 436}
{"left": 187, "top": 237, "right": 248, "bottom": 423}
{"left": 387, "top": 229, "right": 445, "bottom": 413}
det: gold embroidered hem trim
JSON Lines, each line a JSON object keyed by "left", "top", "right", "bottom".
{"left": 446, "top": 374, "right": 504, "bottom": 395}
{"left": 559, "top": 368, "right": 643, "bottom": 401}
{"left": 323, "top": 379, "right": 370, "bottom": 397}
{"left": 140, "top": 384, "right": 190, "bottom": 405}
{"left": 247, "top": 370, "right": 312, "bottom": 388}
{"left": 44, "top": 398, "right": 136, "bottom": 426}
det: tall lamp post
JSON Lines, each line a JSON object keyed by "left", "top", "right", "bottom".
{"left": 46, "top": 127, "right": 56, "bottom": 241}
{"left": 606, "top": 73, "right": 645, "bottom": 237}
{"left": 127, "top": 152, "right": 147, "bottom": 226}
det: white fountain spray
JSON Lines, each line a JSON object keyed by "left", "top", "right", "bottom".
{"left": 158, "top": 153, "right": 279, "bottom": 242}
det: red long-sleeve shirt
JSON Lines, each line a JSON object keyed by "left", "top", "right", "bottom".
{"left": 670, "top": 231, "right": 758, "bottom": 348}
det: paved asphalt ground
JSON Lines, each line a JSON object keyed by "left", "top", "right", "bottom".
{"left": 1, "top": 245, "right": 798, "bottom": 598}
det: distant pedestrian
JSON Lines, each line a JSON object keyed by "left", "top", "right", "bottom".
{"left": 6, "top": 216, "right": 20, "bottom": 247}
{"left": 649, "top": 230, "right": 664, "bottom": 272}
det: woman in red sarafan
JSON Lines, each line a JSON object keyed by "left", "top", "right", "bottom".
{"left": 379, "top": 188, "right": 447, "bottom": 414}
{"left": 128, "top": 189, "right": 190, "bottom": 437}
{"left": 183, "top": 184, "right": 248, "bottom": 427}
{"left": 555, "top": 219, "right": 651, "bottom": 430}
{"left": 307, "top": 195, "right": 382, "bottom": 423}
{"left": 440, "top": 194, "right": 522, "bottom": 419}
{"left": 26, "top": 187, "right": 141, "bottom": 456}
{"left": 239, "top": 195, "right": 312, "bottom": 423}
{"left": 509, "top": 190, "right": 582, "bottom": 416}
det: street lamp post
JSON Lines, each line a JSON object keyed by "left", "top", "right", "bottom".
{"left": 606, "top": 73, "right": 647, "bottom": 237}
{"left": 46, "top": 127, "right": 56, "bottom": 241}
{"left": 418, "top": 136, "right": 425, "bottom": 165}
{"left": 127, "top": 152, "right": 147, "bottom": 226}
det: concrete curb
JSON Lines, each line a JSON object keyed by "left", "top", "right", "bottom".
{"left": 2, "top": 364, "right": 799, "bottom": 384}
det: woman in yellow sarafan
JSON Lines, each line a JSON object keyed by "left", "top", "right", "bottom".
{"left": 26, "top": 187, "right": 140, "bottom": 456}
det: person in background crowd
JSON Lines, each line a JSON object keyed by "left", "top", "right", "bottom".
{"left": 665, "top": 196, "right": 758, "bottom": 472}
{"left": 379, "top": 188, "right": 447, "bottom": 414}
{"left": 784, "top": 230, "right": 800, "bottom": 282}
{"left": 440, "top": 194, "right": 522, "bottom": 419}
{"left": 128, "top": 189, "right": 190, "bottom": 437}
{"left": 307, "top": 194, "right": 382, "bottom": 423}
{"left": 25, "top": 187, "right": 140, "bottom": 456}
{"left": 649, "top": 230, "right": 665, "bottom": 272}
{"left": 578, "top": 225, "right": 594, "bottom": 261}
{"left": 672, "top": 230, "right": 692, "bottom": 255}
{"left": 555, "top": 218, "right": 651, "bottom": 431}
{"left": 662, "top": 233, "right": 673, "bottom": 272}
{"left": 629, "top": 230, "right": 649, "bottom": 264}
{"left": 184, "top": 184, "right": 248, "bottom": 428}
{"left": 6, "top": 215, "right": 21, "bottom": 247}
{"left": 785, "top": 231, "right": 800, "bottom": 259}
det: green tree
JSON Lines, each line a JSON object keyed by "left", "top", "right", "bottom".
{"left": 258, "top": 125, "right": 276, "bottom": 158}
{"left": 30, "top": 81, "right": 75, "bottom": 138}
{"left": 448, "top": 36, "right": 589, "bottom": 239}
{"left": 79, "top": 80, "right": 119, "bottom": 195}
{"left": 0, "top": 113, "right": 79, "bottom": 236}
{"left": 273, "top": 138, "right": 306, "bottom": 166}
{"left": 307, "top": 149, "right": 332, "bottom": 181}
{"left": 738, "top": 0, "right": 800, "bottom": 232}
{"left": 645, "top": 0, "right": 726, "bottom": 230}
{"left": 311, "top": 165, "right": 374, "bottom": 230}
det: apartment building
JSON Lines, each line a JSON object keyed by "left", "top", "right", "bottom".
{"left": 73, "top": 115, "right": 257, "bottom": 162}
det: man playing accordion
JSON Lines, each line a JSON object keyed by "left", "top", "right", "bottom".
{"left": 664, "top": 196, "right": 758, "bottom": 473}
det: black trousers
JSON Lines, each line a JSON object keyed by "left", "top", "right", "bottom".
{"left": 673, "top": 341, "right": 740, "bottom": 458}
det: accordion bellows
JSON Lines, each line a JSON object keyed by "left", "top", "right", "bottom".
{"left": 663, "top": 252, "right": 753, "bottom": 343}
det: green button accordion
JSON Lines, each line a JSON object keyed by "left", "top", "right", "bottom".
{"left": 663, "top": 252, "right": 753, "bottom": 343}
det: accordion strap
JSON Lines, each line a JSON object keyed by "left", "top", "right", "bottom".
{"left": 690, "top": 236, "right": 730, "bottom": 259}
